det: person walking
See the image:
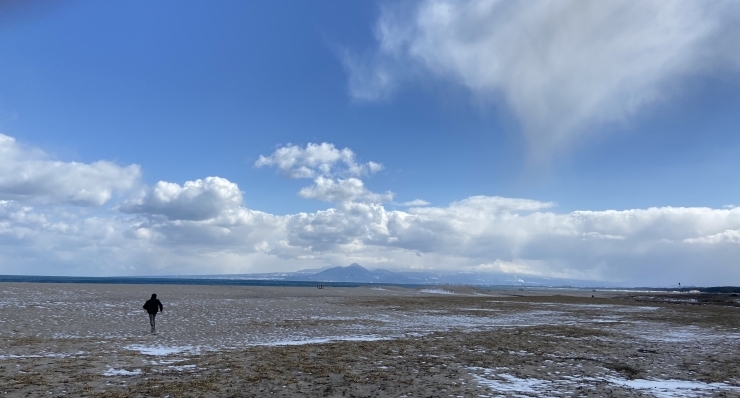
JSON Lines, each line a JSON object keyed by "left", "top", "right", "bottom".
{"left": 143, "top": 293, "right": 163, "bottom": 333}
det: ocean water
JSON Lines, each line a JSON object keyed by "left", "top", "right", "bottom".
{"left": 0, "top": 275, "right": 369, "bottom": 287}
{"left": 0, "top": 275, "right": 535, "bottom": 290}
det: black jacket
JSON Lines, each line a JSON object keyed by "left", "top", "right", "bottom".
{"left": 143, "top": 299, "right": 163, "bottom": 314}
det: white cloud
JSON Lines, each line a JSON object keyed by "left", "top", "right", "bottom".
{"left": 286, "top": 202, "right": 392, "bottom": 251}
{"left": 255, "top": 142, "right": 383, "bottom": 179}
{"left": 280, "top": 199, "right": 740, "bottom": 284}
{"left": 0, "top": 199, "right": 149, "bottom": 275}
{"left": 120, "top": 177, "right": 243, "bottom": 221}
{"left": 4, "top": 172, "right": 740, "bottom": 284}
{"left": 257, "top": 143, "right": 391, "bottom": 204}
{"left": 2, "top": 134, "right": 740, "bottom": 285}
{"left": 124, "top": 206, "right": 286, "bottom": 249}
{"left": 298, "top": 176, "right": 393, "bottom": 203}
{"left": 397, "top": 199, "right": 430, "bottom": 207}
{"left": 0, "top": 134, "right": 141, "bottom": 206}
{"left": 345, "top": 0, "right": 740, "bottom": 156}
{"left": 684, "top": 230, "right": 740, "bottom": 245}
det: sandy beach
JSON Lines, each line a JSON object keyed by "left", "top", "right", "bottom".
{"left": 1, "top": 283, "right": 739, "bottom": 397}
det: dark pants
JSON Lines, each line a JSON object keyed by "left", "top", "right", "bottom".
{"left": 148, "top": 313, "right": 157, "bottom": 328}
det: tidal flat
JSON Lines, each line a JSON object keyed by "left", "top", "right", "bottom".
{"left": 1, "top": 283, "right": 739, "bottom": 397}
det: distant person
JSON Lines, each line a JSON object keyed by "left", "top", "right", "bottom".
{"left": 143, "top": 294, "right": 163, "bottom": 333}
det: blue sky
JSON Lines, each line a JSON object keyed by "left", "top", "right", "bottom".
{"left": 1, "top": 0, "right": 739, "bottom": 285}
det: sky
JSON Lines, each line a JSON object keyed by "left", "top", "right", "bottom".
{"left": 1, "top": 0, "right": 740, "bottom": 286}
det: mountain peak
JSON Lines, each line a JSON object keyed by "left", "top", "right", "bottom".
{"left": 308, "top": 263, "right": 374, "bottom": 282}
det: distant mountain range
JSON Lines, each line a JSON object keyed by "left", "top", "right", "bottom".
{"left": 190, "top": 263, "right": 619, "bottom": 288}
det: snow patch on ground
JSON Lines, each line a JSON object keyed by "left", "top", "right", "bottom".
{"left": 168, "top": 364, "right": 197, "bottom": 372}
{"left": 470, "top": 367, "right": 740, "bottom": 397}
{"left": 472, "top": 371, "right": 548, "bottom": 395}
{"left": 103, "top": 367, "right": 141, "bottom": 376}
{"left": 633, "top": 325, "right": 711, "bottom": 343}
{"left": 124, "top": 345, "right": 198, "bottom": 356}
{"left": 255, "top": 335, "right": 390, "bottom": 346}
{"left": 419, "top": 289, "right": 456, "bottom": 295}
{"left": 0, "top": 352, "right": 84, "bottom": 360}
{"left": 605, "top": 376, "right": 740, "bottom": 397}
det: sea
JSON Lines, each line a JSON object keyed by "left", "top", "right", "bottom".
{"left": 2, "top": 274, "right": 735, "bottom": 293}
{"left": 0, "top": 275, "right": 548, "bottom": 291}
{"left": 0, "top": 275, "right": 369, "bottom": 288}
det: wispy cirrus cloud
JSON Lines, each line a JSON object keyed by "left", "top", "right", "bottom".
{"left": 344, "top": 0, "right": 740, "bottom": 157}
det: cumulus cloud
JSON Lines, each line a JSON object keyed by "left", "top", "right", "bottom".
{"left": 2, "top": 134, "right": 740, "bottom": 284}
{"left": 0, "top": 199, "right": 150, "bottom": 275}
{"left": 0, "top": 134, "right": 141, "bottom": 206}
{"left": 3, "top": 168, "right": 740, "bottom": 284}
{"left": 282, "top": 199, "right": 740, "bottom": 284}
{"left": 298, "top": 176, "right": 394, "bottom": 203}
{"left": 0, "top": 197, "right": 291, "bottom": 276}
{"left": 345, "top": 0, "right": 740, "bottom": 155}
{"left": 684, "top": 230, "right": 740, "bottom": 245}
{"left": 124, "top": 206, "right": 286, "bottom": 249}
{"left": 257, "top": 143, "right": 390, "bottom": 204}
{"left": 255, "top": 142, "right": 383, "bottom": 179}
{"left": 120, "top": 177, "right": 243, "bottom": 221}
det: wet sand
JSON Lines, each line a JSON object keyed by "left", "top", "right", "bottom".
{"left": 1, "top": 283, "right": 739, "bottom": 397}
